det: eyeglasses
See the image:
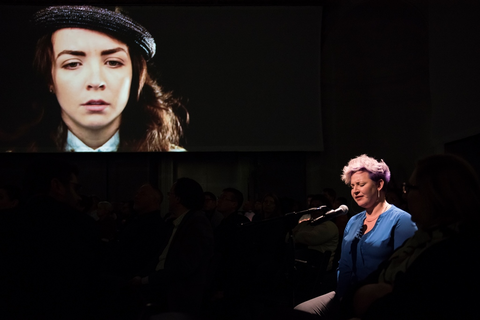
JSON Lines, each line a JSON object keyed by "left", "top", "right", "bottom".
{"left": 402, "top": 182, "right": 418, "bottom": 194}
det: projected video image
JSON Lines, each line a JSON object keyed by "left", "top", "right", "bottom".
{"left": 0, "top": 5, "right": 322, "bottom": 152}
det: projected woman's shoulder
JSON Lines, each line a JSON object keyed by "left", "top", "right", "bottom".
{"left": 2, "top": 5, "right": 187, "bottom": 152}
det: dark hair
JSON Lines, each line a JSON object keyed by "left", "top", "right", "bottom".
{"left": 150, "top": 184, "right": 164, "bottom": 206}
{"left": 222, "top": 187, "right": 244, "bottom": 211}
{"left": 323, "top": 188, "right": 337, "bottom": 200}
{"left": 173, "top": 178, "right": 204, "bottom": 210}
{"left": 336, "top": 196, "right": 349, "bottom": 206}
{"left": 203, "top": 191, "right": 217, "bottom": 201}
{"left": 310, "top": 193, "right": 330, "bottom": 207}
{"left": 25, "top": 31, "right": 186, "bottom": 152}
{"left": 23, "top": 158, "right": 79, "bottom": 198}
{"left": 261, "top": 192, "right": 281, "bottom": 217}
{"left": 414, "top": 154, "right": 480, "bottom": 225}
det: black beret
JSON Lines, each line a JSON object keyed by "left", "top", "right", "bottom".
{"left": 32, "top": 5, "right": 156, "bottom": 61}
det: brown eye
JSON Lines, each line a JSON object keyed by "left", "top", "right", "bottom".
{"left": 106, "top": 60, "right": 123, "bottom": 67}
{"left": 63, "top": 62, "right": 81, "bottom": 69}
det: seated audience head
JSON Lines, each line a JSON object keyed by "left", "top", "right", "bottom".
{"left": 203, "top": 191, "right": 217, "bottom": 212}
{"left": 216, "top": 187, "right": 243, "bottom": 216}
{"left": 262, "top": 192, "right": 281, "bottom": 219}
{"left": 133, "top": 183, "right": 163, "bottom": 214}
{"left": 168, "top": 177, "right": 204, "bottom": 217}
{"left": 308, "top": 193, "right": 330, "bottom": 209}
{"left": 306, "top": 194, "right": 314, "bottom": 208}
{"left": 0, "top": 184, "right": 23, "bottom": 211}
{"left": 386, "top": 188, "right": 404, "bottom": 209}
{"left": 323, "top": 188, "right": 337, "bottom": 207}
{"left": 342, "top": 154, "right": 390, "bottom": 211}
{"left": 333, "top": 196, "right": 349, "bottom": 209}
{"left": 97, "top": 201, "right": 114, "bottom": 220}
{"left": 405, "top": 154, "right": 480, "bottom": 229}
{"left": 24, "top": 158, "right": 81, "bottom": 208}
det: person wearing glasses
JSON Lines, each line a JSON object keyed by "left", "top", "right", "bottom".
{"left": 294, "top": 154, "right": 417, "bottom": 318}
{"left": 339, "top": 154, "right": 480, "bottom": 320}
{"left": 7, "top": 6, "right": 186, "bottom": 152}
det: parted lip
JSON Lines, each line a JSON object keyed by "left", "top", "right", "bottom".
{"left": 82, "top": 99, "right": 109, "bottom": 105}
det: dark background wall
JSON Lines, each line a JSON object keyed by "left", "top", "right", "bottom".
{"left": 1, "top": 0, "right": 480, "bottom": 215}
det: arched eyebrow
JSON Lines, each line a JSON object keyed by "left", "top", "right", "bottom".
{"left": 56, "top": 50, "right": 85, "bottom": 60}
{"left": 101, "top": 47, "right": 128, "bottom": 56}
{"left": 56, "top": 47, "right": 127, "bottom": 60}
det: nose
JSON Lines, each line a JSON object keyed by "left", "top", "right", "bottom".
{"left": 88, "top": 83, "right": 105, "bottom": 90}
{"left": 86, "top": 64, "right": 106, "bottom": 90}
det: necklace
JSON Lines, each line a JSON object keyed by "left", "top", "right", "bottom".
{"left": 365, "top": 216, "right": 379, "bottom": 223}
{"left": 365, "top": 203, "right": 390, "bottom": 223}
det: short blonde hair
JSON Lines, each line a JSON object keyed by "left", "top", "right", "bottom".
{"left": 341, "top": 154, "right": 391, "bottom": 185}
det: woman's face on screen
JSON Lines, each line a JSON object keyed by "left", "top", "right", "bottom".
{"left": 51, "top": 28, "right": 132, "bottom": 133}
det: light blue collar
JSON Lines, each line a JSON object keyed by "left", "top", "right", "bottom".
{"left": 65, "top": 130, "right": 120, "bottom": 152}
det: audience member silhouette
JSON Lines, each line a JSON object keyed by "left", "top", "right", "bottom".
{"left": 297, "top": 194, "right": 330, "bottom": 224}
{"left": 117, "top": 199, "right": 136, "bottom": 229}
{"left": 97, "top": 201, "right": 117, "bottom": 242}
{"left": 310, "top": 194, "right": 331, "bottom": 209}
{"left": 130, "top": 178, "right": 214, "bottom": 317}
{"left": 253, "top": 192, "right": 283, "bottom": 221}
{"left": 245, "top": 193, "right": 291, "bottom": 302}
{"left": 306, "top": 194, "right": 315, "bottom": 209}
{"left": 0, "top": 184, "right": 23, "bottom": 211}
{"left": 291, "top": 209, "right": 339, "bottom": 272}
{"left": 0, "top": 184, "right": 25, "bottom": 317}
{"left": 212, "top": 188, "right": 251, "bottom": 303}
{"left": 0, "top": 184, "right": 24, "bottom": 267}
{"left": 107, "top": 184, "right": 167, "bottom": 280}
{"left": 204, "top": 191, "right": 223, "bottom": 229}
{"left": 323, "top": 188, "right": 337, "bottom": 208}
{"left": 6, "top": 158, "right": 103, "bottom": 320}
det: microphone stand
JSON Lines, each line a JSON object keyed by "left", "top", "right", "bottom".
{"left": 240, "top": 205, "right": 330, "bottom": 228}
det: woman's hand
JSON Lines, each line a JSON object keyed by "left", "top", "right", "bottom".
{"left": 298, "top": 214, "right": 311, "bottom": 224}
{"left": 353, "top": 282, "right": 393, "bottom": 317}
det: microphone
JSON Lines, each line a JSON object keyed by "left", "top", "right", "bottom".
{"left": 284, "top": 205, "right": 329, "bottom": 217}
{"left": 309, "top": 205, "right": 348, "bottom": 225}
{"left": 242, "top": 206, "right": 331, "bottom": 228}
